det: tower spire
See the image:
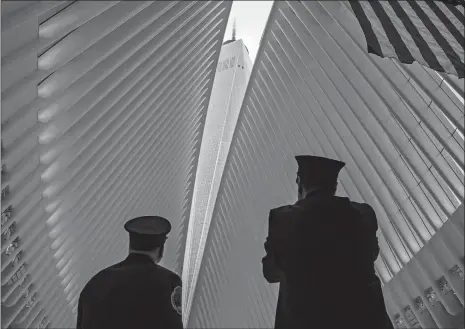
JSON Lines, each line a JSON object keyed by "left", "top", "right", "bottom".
{"left": 232, "top": 17, "right": 236, "bottom": 41}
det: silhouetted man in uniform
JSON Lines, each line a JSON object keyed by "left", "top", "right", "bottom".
{"left": 262, "top": 155, "right": 393, "bottom": 329}
{"left": 77, "top": 216, "right": 183, "bottom": 329}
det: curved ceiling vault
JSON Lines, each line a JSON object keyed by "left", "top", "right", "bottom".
{"left": 1, "top": 1, "right": 231, "bottom": 328}
{"left": 188, "top": 1, "right": 464, "bottom": 328}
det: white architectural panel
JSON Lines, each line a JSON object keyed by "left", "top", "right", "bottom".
{"left": 183, "top": 38, "right": 252, "bottom": 323}
{"left": 188, "top": 1, "right": 464, "bottom": 328}
{"left": 1, "top": 1, "right": 231, "bottom": 328}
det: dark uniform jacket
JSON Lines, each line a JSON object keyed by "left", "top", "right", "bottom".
{"left": 77, "top": 253, "right": 183, "bottom": 329}
{"left": 262, "top": 192, "right": 394, "bottom": 329}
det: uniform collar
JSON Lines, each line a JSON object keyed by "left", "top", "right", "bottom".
{"left": 297, "top": 189, "right": 331, "bottom": 203}
{"left": 126, "top": 252, "right": 155, "bottom": 264}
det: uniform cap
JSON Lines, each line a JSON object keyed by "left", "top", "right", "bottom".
{"left": 295, "top": 155, "right": 345, "bottom": 186}
{"left": 124, "top": 216, "right": 171, "bottom": 251}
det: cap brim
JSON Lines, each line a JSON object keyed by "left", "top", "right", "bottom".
{"left": 124, "top": 216, "right": 171, "bottom": 235}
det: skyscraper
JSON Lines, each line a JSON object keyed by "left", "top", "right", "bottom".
{"left": 2, "top": 1, "right": 463, "bottom": 329}
{"left": 0, "top": 1, "right": 231, "bottom": 328}
{"left": 183, "top": 27, "right": 253, "bottom": 324}
{"left": 188, "top": 2, "right": 464, "bottom": 328}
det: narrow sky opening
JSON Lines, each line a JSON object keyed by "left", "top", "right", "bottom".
{"left": 223, "top": 1, "right": 274, "bottom": 63}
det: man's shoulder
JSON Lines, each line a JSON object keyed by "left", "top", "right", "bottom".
{"left": 350, "top": 201, "right": 378, "bottom": 229}
{"left": 79, "top": 264, "right": 117, "bottom": 298}
{"left": 270, "top": 196, "right": 336, "bottom": 214}
{"left": 89, "top": 263, "right": 119, "bottom": 281}
{"left": 270, "top": 202, "right": 302, "bottom": 214}
{"left": 350, "top": 201, "right": 376, "bottom": 216}
{"left": 268, "top": 203, "right": 305, "bottom": 227}
{"left": 154, "top": 264, "right": 182, "bottom": 283}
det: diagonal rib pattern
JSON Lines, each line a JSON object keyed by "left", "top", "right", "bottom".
{"left": 1, "top": 1, "right": 231, "bottom": 328}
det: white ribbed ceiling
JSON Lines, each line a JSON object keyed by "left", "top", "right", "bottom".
{"left": 2, "top": 1, "right": 463, "bottom": 328}
{"left": 188, "top": 1, "right": 464, "bottom": 328}
{"left": 1, "top": 1, "right": 231, "bottom": 328}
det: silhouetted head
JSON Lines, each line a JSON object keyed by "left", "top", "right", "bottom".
{"left": 124, "top": 216, "right": 171, "bottom": 264}
{"left": 295, "top": 155, "right": 345, "bottom": 200}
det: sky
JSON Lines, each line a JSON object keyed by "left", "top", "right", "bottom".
{"left": 223, "top": 1, "right": 274, "bottom": 63}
